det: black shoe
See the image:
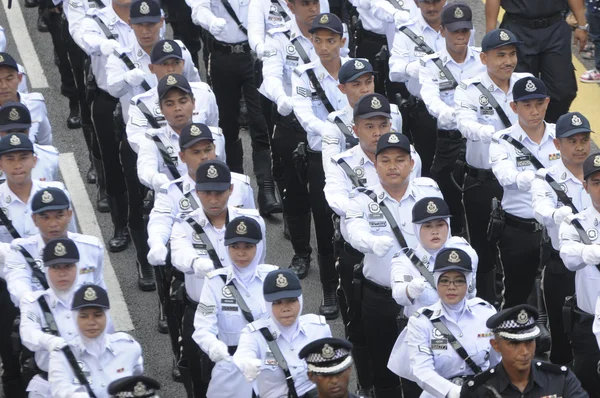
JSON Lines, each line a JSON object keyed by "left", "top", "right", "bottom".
{"left": 319, "top": 283, "right": 339, "bottom": 320}
{"left": 107, "top": 195, "right": 129, "bottom": 252}
{"left": 158, "top": 314, "right": 168, "bottom": 334}
{"left": 253, "top": 150, "right": 282, "bottom": 216}
{"left": 92, "top": 156, "right": 109, "bottom": 212}
{"left": 171, "top": 361, "right": 183, "bottom": 383}
{"left": 283, "top": 217, "right": 290, "bottom": 240}
{"left": 130, "top": 228, "right": 156, "bottom": 291}
{"left": 289, "top": 254, "right": 310, "bottom": 279}
{"left": 108, "top": 228, "right": 129, "bottom": 252}
{"left": 67, "top": 115, "right": 81, "bottom": 129}
{"left": 24, "top": 0, "right": 39, "bottom": 7}
{"left": 37, "top": 15, "right": 48, "bottom": 32}
{"left": 356, "top": 387, "right": 375, "bottom": 398}
{"left": 67, "top": 98, "right": 81, "bottom": 129}
{"left": 96, "top": 191, "right": 109, "bottom": 213}
{"left": 86, "top": 163, "right": 96, "bottom": 184}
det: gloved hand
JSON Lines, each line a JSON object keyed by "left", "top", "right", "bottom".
{"left": 372, "top": 236, "right": 394, "bottom": 257}
{"left": 405, "top": 61, "right": 420, "bottom": 79}
{"left": 406, "top": 277, "right": 428, "bottom": 300}
{"left": 72, "top": 394, "right": 91, "bottom": 398}
{"left": 276, "top": 96, "right": 294, "bottom": 116}
{"left": 209, "top": 18, "right": 227, "bottom": 36}
{"left": 553, "top": 206, "right": 573, "bottom": 226}
{"left": 479, "top": 125, "right": 495, "bottom": 144}
{"left": 516, "top": 170, "right": 536, "bottom": 191}
{"left": 582, "top": 245, "right": 600, "bottom": 265}
{"left": 208, "top": 340, "right": 231, "bottom": 363}
{"left": 393, "top": 9, "right": 410, "bottom": 25}
{"left": 357, "top": 0, "right": 371, "bottom": 10}
{"left": 437, "top": 108, "right": 456, "bottom": 127}
{"left": 123, "top": 68, "right": 147, "bottom": 87}
{"left": 151, "top": 173, "right": 170, "bottom": 190}
{"left": 239, "top": 358, "right": 262, "bottom": 382}
{"left": 147, "top": 243, "right": 168, "bottom": 266}
{"left": 100, "top": 39, "right": 120, "bottom": 57}
{"left": 192, "top": 258, "right": 214, "bottom": 278}
{"left": 446, "top": 385, "right": 461, "bottom": 398}
{"left": 45, "top": 336, "right": 67, "bottom": 352}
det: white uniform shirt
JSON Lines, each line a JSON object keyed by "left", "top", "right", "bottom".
{"left": 559, "top": 205, "right": 600, "bottom": 314}
{"left": 170, "top": 207, "right": 266, "bottom": 302}
{"left": 454, "top": 71, "right": 532, "bottom": 169}
{"left": 234, "top": 315, "right": 332, "bottom": 398}
{"left": 188, "top": 0, "right": 250, "bottom": 44}
{"left": 532, "top": 162, "right": 590, "bottom": 250}
{"left": 292, "top": 57, "right": 350, "bottom": 151}
{"left": 18, "top": 92, "right": 52, "bottom": 145}
{"left": 419, "top": 47, "right": 485, "bottom": 131}
{"left": 0, "top": 144, "right": 59, "bottom": 185}
{"left": 489, "top": 123, "right": 560, "bottom": 219}
{"left": 371, "top": 0, "right": 418, "bottom": 29}
{"left": 345, "top": 178, "right": 442, "bottom": 287}
{"left": 5, "top": 232, "right": 105, "bottom": 307}
{"left": 66, "top": 0, "right": 110, "bottom": 49}
{"left": 127, "top": 82, "right": 219, "bottom": 153}
{"left": 49, "top": 333, "right": 143, "bottom": 398}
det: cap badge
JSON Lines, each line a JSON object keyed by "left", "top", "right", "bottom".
{"left": 371, "top": 97, "right": 382, "bottom": 110}
{"left": 319, "top": 14, "right": 329, "bottom": 24}
{"left": 572, "top": 114, "right": 583, "bottom": 126}
{"left": 499, "top": 31, "right": 510, "bottom": 41}
{"left": 83, "top": 287, "right": 97, "bottom": 301}
{"left": 139, "top": 1, "right": 150, "bottom": 14}
{"left": 454, "top": 7, "right": 464, "bottom": 18}
{"left": 516, "top": 309, "right": 529, "bottom": 325}
{"left": 8, "top": 108, "right": 19, "bottom": 121}
{"left": 321, "top": 344, "right": 335, "bottom": 359}
{"left": 0, "top": 55, "right": 4, "bottom": 63}
{"left": 448, "top": 250, "right": 461, "bottom": 263}
{"left": 166, "top": 75, "right": 178, "bottom": 86}
{"left": 133, "top": 382, "right": 147, "bottom": 396}
{"left": 275, "top": 273, "right": 288, "bottom": 288}
{"left": 594, "top": 155, "right": 600, "bottom": 167}
{"left": 426, "top": 201, "right": 438, "bottom": 214}
{"left": 207, "top": 165, "right": 219, "bottom": 179}
{"left": 236, "top": 221, "right": 248, "bottom": 235}
{"left": 41, "top": 190, "right": 54, "bottom": 204}
{"left": 190, "top": 125, "right": 201, "bottom": 136}
{"left": 525, "top": 80, "right": 536, "bottom": 92}
{"left": 9, "top": 135, "right": 21, "bottom": 146}
{"left": 54, "top": 242, "right": 66, "bottom": 257}
{"left": 354, "top": 60, "right": 365, "bottom": 70}
{"left": 388, "top": 134, "right": 399, "bottom": 144}
{"left": 163, "top": 41, "right": 174, "bottom": 53}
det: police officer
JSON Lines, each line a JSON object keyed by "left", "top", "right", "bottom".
{"left": 108, "top": 375, "right": 160, "bottom": 398}
{"left": 461, "top": 304, "right": 588, "bottom": 398}
{"left": 419, "top": 3, "right": 484, "bottom": 234}
{"left": 170, "top": 160, "right": 265, "bottom": 397}
{"left": 559, "top": 152, "right": 600, "bottom": 395}
{"left": 166, "top": 0, "right": 202, "bottom": 70}
{"left": 454, "top": 28, "right": 531, "bottom": 306}
{"left": 299, "top": 338, "right": 358, "bottom": 398}
{"left": 485, "top": 0, "right": 588, "bottom": 123}
{"left": 344, "top": 132, "right": 441, "bottom": 397}
{"left": 531, "top": 112, "right": 592, "bottom": 365}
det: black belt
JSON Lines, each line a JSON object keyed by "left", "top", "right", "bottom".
{"left": 550, "top": 248, "right": 561, "bottom": 260}
{"left": 186, "top": 294, "right": 199, "bottom": 307}
{"left": 464, "top": 164, "right": 496, "bottom": 181}
{"left": 504, "top": 12, "right": 562, "bottom": 29}
{"left": 95, "top": 88, "right": 118, "bottom": 103}
{"left": 504, "top": 213, "right": 543, "bottom": 233}
{"left": 360, "top": 29, "right": 387, "bottom": 45}
{"left": 212, "top": 40, "right": 250, "bottom": 54}
{"left": 574, "top": 307, "right": 594, "bottom": 323}
{"left": 438, "top": 129, "right": 463, "bottom": 140}
{"left": 342, "top": 241, "right": 363, "bottom": 258}
{"left": 228, "top": 345, "right": 237, "bottom": 355}
{"left": 362, "top": 276, "right": 392, "bottom": 296}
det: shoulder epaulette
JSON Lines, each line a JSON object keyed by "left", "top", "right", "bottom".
{"left": 70, "top": 233, "right": 102, "bottom": 247}
{"left": 235, "top": 208, "right": 261, "bottom": 217}
{"left": 231, "top": 172, "right": 251, "bottom": 185}
{"left": 110, "top": 332, "right": 135, "bottom": 343}
{"left": 24, "top": 92, "right": 44, "bottom": 101}
{"left": 294, "top": 62, "right": 316, "bottom": 76}
{"left": 535, "top": 361, "right": 568, "bottom": 374}
{"left": 302, "top": 313, "right": 327, "bottom": 325}
{"left": 463, "top": 367, "right": 497, "bottom": 390}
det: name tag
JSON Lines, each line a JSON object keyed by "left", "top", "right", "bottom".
{"left": 516, "top": 155, "right": 531, "bottom": 167}
{"left": 480, "top": 106, "right": 494, "bottom": 115}
{"left": 222, "top": 305, "right": 238, "bottom": 312}
{"left": 431, "top": 338, "right": 448, "bottom": 350}
{"left": 369, "top": 220, "right": 388, "bottom": 228}
{"left": 438, "top": 81, "right": 454, "bottom": 91}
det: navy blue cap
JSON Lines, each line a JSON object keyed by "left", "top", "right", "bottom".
{"left": 556, "top": 112, "right": 592, "bottom": 138}
{"left": 72, "top": 285, "right": 110, "bottom": 310}
{"left": 354, "top": 93, "right": 391, "bottom": 119}
{"left": 225, "top": 216, "right": 262, "bottom": 245}
{"left": 412, "top": 197, "right": 451, "bottom": 224}
{"left": 43, "top": 238, "right": 80, "bottom": 267}
{"left": 158, "top": 74, "right": 192, "bottom": 100}
{"left": 31, "top": 187, "right": 70, "bottom": 214}
{"left": 130, "top": 0, "right": 161, "bottom": 24}
{"left": 0, "top": 52, "right": 19, "bottom": 71}
{"left": 376, "top": 132, "right": 411, "bottom": 156}
{"left": 195, "top": 159, "right": 231, "bottom": 191}
{"left": 441, "top": 3, "right": 473, "bottom": 32}
{"left": 179, "top": 123, "right": 213, "bottom": 149}
{"left": 108, "top": 375, "right": 161, "bottom": 397}
{"left": 309, "top": 13, "right": 343, "bottom": 35}
{"left": 481, "top": 29, "right": 522, "bottom": 52}
{"left": 263, "top": 269, "right": 302, "bottom": 302}
{"left": 0, "top": 102, "right": 31, "bottom": 131}
{"left": 434, "top": 248, "right": 472, "bottom": 274}
{"left": 299, "top": 338, "right": 354, "bottom": 375}
{"left": 339, "top": 59, "right": 376, "bottom": 84}
{"left": 0, "top": 133, "right": 33, "bottom": 155}
{"left": 151, "top": 40, "right": 183, "bottom": 64}
{"left": 583, "top": 152, "right": 600, "bottom": 180}
{"left": 513, "top": 77, "right": 548, "bottom": 102}
{"left": 486, "top": 304, "right": 540, "bottom": 341}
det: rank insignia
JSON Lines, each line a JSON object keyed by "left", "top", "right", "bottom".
{"left": 548, "top": 153, "right": 560, "bottom": 161}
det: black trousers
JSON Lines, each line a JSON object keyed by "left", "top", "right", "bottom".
{"left": 307, "top": 150, "right": 335, "bottom": 259}
{"left": 406, "top": 100, "right": 437, "bottom": 178}
{"left": 42, "top": 8, "right": 77, "bottom": 100}
{"left": 355, "top": 31, "right": 387, "bottom": 96}
{"left": 572, "top": 316, "right": 600, "bottom": 397}
{"left": 183, "top": 302, "right": 208, "bottom": 398}
{"left": 501, "top": 17, "right": 577, "bottom": 124}
{"left": 209, "top": 49, "right": 270, "bottom": 173}
{"left": 337, "top": 242, "right": 364, "bottom": 336}
{"left": 155, "top": 265, "right": 181, "bottom": 361}
{"left": 166, "top": 0, "right": 202, "bottom": 68}
{"left": 543, "top": 251, "right": 575, "bottom": 365}
{"left": 119, "top": 139, "right": 146, "bottom": 230}
{"left": 0, "top": 280, "right": 23, "bottom": 396}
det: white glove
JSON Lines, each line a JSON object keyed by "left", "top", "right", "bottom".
{"left": 45, "top": 336, "right": 67, "bottom": 352}
{"left": 209, "top": 18, "right": 227, "bottom": 36}
{"left": 447, "top": 385, "right": 461, "bottom": 398}
{"left": 393, "top": 10, "right": 410, "bottom": 25}
{"left": 123, "top": 68, "right": 147, "bottom": 87}
{"left": 239, "top": 358, "right": 262, "bottom": 382}
{"left": 552, "top": 206, "right": 573, "bottom": 226}
{"left": 208, "top": 340, "right": 231, "bottom": 363}
{"left": 147, "top": 243, "right": 168, "bottom": 266}
{"left": 276, "top": 96, "right": 294, "bottom": 117}
{"left": 151, "top": 173, "right": 170, "bottom": 191}
{"left": 407, "top": 277, "right": 428, "bottom": 300}
{"left": 437, "top": 108, "right": 456, "bottom": 127}
{"left": 479, "top": 125, "right": 495, "bottom": 144}
{"left": 100, "top": 39, "right": 120, "bottom": 57}
{"left": 372, "top": 236, "right": 394, "bottom": 257}
{"left": 357, "top": 0, "right": 371, "bottom": 10}
{"left": 72, "top": 394, "right": 90, "bottom": 398}
{"left": 582, "top": 245, "right": 600, "bottom": 265}
{"left": 405, "top": 61, "right": 420, "bottom": 79}
{"left": 192, "top": 258, "right": 214, "bottom": 278}
{"left": 516, "top": 170, "right": 536, "bottom": 191}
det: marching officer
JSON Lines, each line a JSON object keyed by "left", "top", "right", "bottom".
{"left": 344, "top": 132, "right": 441, "bottom": 397}
{"left": 453, "top": 28, "right": 531, "bottom": 306}
{"left": 108, "top": 375, "right": 160, "bottom": 398}
{"left": 531, "top": 112, "right": 592, "bottom": 365}
{"left": 559, "top": 152, "right": 600, "bottom": 396}
{"left": 419, "top": 3, "right": 484, "bottom": 234}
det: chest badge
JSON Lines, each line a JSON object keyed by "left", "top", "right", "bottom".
{"left": 587, "top": 228, "right": 598, "bottom": 241}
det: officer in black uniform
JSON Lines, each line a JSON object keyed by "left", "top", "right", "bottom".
{"left": 108, "top": 375, "right": 161, "bottom": 398}
{"left": 164, "top": 0, "right": 203, "bottom": 69}
{"left": 460, "top": 304, "right": 588, "bottom": 398}
{"left": 485, "top": 0, "right": 589, "bottom": 123}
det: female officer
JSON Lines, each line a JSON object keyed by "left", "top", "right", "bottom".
{"left": 391, "top": 248, "right": 498, "bottom": 398}
{"left": 233, "top": 269, "right": 332, "bottom": 398}
{"left": 48, "top": 285, "right": 143, "bottom": 398}
{"left": 192, "top": 216, "right": 277, "bottom": 397}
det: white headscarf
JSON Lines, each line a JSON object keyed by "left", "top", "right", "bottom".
{"left": 434, "top": 270, "right": 472, "bottom": 322}
{"left": 227, "top": 239, "right": 265, "bottom": 287}
{"left": 267, "top": 294, "right": 304, "bottom": 342}
{"left": 73, "top": 307, "right": 114, "bottom": 358}
{"left": 412, "top": 217, "right": 451, "bottom": 256}
{"left": 44, "top": 264, "right": 79, "bottom": 306}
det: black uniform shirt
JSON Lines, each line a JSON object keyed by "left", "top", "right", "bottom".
{"left": 501, "top": 0, "right": 567, "bottom": 18}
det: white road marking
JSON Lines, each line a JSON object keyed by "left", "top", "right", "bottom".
{"left": 1, "top": 0, "right": 49, "bottom": 89}
{"left": 59, "top": 153, "right": 134, "bottom": 332}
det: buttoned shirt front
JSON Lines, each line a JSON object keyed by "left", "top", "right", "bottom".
{"left": 188, "top": 0, "right": 250, "bottom": 44}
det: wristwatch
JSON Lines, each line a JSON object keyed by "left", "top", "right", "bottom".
{"left": 577, "top": 24, "right": 589, "bottom": 31}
